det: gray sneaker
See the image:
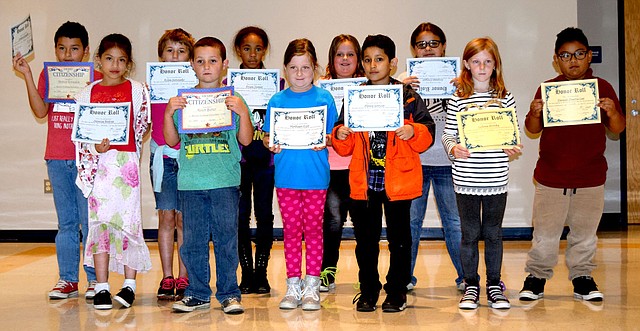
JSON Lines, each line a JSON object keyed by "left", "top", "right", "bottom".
{"left": 301, "top": 276, "right": 321, "bottom": 311}
{"left": 279, "top": 277, "right": 302, "bottom": 309}
{"left": 221, "top": 297, "right": 244, "bottom": 314}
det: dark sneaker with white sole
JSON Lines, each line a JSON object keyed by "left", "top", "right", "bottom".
{"left": 173, "top": 296, "right": 211, "bottom": 312}
{"left": 519, "top": 275, "right": 546, "bottom": 301}
{"left": 93, "top": 290, "right": 113, "bottom": 310}
{"left": 459, "top": 285, "right": 479, "bottom": 310}
{"left": 114, "top": 286, "right": 135, "bottom": 308}
{"left": 572, "top": 276, "right": 603, "bottom": 301}
{"left": 381, "top": 293, "right": 407, "bottom": 312}
{"left": 487, "top": 282, "right": 510, "bottom": 309}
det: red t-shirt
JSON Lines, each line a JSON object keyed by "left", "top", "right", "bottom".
{"left": 90, "top": 80, "right": 136, "bottom": 152}
{"left": 533, "top": 69, "right": 622, "bottom": 188}
{"left": 37, "top": 69, "right": 103, "bottom": 160}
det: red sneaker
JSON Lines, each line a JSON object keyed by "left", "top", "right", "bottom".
{"left": 175, "top": 277, "right": 189, "bottom": 301}
{"left": 49, "top": 280, "right": 79, "bottom": 299}
{"left": 157, "top": 276, "right": 175, "bottom": 300}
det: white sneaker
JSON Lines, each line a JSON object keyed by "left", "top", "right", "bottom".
{"left": 279, "top": 277, "right": 302, "bottom": 309}
{"left": 85, "top": 280, "right": 97, "bottom": 299}
{"left": 301, "top": 276, "right": 321, "bottom": 311}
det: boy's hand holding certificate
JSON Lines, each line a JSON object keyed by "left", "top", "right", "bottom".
{"left": 541, "top": 79, "right": 600, "bottom": 127}
{"left": 456, "top": 107, "right": 520, "bottom": 152}
{"left": 44, "top": 62, "right": 94, "bottom": 103}
{"left": 178, "top": 87, "right": 236, "bottom": 134}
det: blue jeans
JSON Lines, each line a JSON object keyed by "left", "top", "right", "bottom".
{"left": 47, "top": 159, "right": 95, "bottom": 283}
{"left": 409, "top": 166, "right": 463, "bottom": 285}
{"left": 456, "top": 193, "right": 507, "bottom": 285}
{"left": 149, "top": 154, "right": 179, "bottom": 210}
{"left": 179, "top": 187, "right": 242, "bottom": 303}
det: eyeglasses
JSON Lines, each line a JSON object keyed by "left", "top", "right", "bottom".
{"left": 557, "top": 50, "right": 589, "bottom": 62}
{"left": 415, "top": 40, "right": 441, "bottom": 49}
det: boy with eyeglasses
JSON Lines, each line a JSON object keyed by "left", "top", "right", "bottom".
{"left": 519, "top": 27, "right": 625, "bottom": 303}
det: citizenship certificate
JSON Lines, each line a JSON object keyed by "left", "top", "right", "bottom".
{"left": 317, "top": 77, "right": 367, "bottom": 111}
{"left": 146, "top": 62, "right": 198, "bottom": 103}
{"left": 44, "top": 62, "right": 94, "bottom": 103}
{"left": 541, "top": 79, "right": 600, "bottom": 127}
{"left": 11, "top": 15, "right": 33, "bottom": 58}
{"left": 227, "top": 69, "right": 280, "bottom": 109}
{"left": 178, "top": 87, "right": 235, "bottom": 134}
{"left": 269, "top": 106, "right": 327, "bottom": 149}
{"left": 407, "top": 57, "right": 459, "bottom": 99}
{"left": 456, "top": 107, "right": 520, "bottom": 152}
{"left": 71, "top": 102, "right": 130, "bottom": 145}
{"left": 343, "top": 85, "right": 403, "bottom": 131}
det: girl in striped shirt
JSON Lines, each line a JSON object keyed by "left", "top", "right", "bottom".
{"left": 442, "top": 37, "right": 521, "bottom": 310}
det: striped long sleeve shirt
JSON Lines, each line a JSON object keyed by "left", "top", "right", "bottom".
{"left": 442, "top": 91, "right": 516, "bottom": 195}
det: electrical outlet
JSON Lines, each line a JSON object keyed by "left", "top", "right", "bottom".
{"left": 44, "top": 179, "right": 52, "bottom": 194}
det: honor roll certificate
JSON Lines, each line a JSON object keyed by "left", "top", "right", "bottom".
{"left": 227, "top": 69, "right": 280, "bottom": 109}
{"left": 456, "top": 108, "right": 520, "bottom": 152}
{"left": 344, "top": 85, "right": 403, "bottom": 131}
{"left": 269, "top": 106, "right": 327, "bottom": 149}
{"left": 146, "top": 62, "right": 198, "bottom": 103}
{"left": 317, "top": 77, "right": 367, "bottom": 111}
{"left": 11, "top": 15, "right": 33, "bottom": 58}
{"left": 407, "top": 57, "right": 459, "bottom": 99}
{"left": 71, "top": 102, "right": 131, "bottom": 145}
{"left": 44, "top": 62, "right": 94, "bottom": 103}
{"left": 541, "top": 79, "right": 600, "bottom": 127}
{"left": 178, "top": 87, "right": 235, "bottom": 134}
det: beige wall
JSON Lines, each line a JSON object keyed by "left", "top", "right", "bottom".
{"left": 0, "top": 0, "right": 584, "bottom": 230}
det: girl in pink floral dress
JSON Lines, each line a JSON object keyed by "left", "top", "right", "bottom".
{"left": 75, "top": 33, "right": 151, "bottom": 310}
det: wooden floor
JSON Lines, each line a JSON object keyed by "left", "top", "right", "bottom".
{"left": 1, "top": 227, "right": 639, "bottom": 331}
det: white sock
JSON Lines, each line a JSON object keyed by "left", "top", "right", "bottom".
{"left": 123, "top": 279, "right": 136, "bottom": 292}
{"left": 95, "top": 282, "right": 109, "bottom": 293}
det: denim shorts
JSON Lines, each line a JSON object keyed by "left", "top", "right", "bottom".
{"left": 150, "top": 154, "right": 179, "bottom": 210}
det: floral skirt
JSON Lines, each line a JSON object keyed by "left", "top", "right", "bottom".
{"left": 84, "top": 150, "right": 151, "bottom": 274}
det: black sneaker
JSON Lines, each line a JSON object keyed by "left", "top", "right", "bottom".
{"left": 114, "top": 287, "right": 135, "bottom": 308}
{"left": 381, "top": 293, "right": 407, "bottom": 312}
{"left": 157, "top": 276, "right": 175, "bottom": 300}
{"left": 93, "top": 290, "right": 112, "bottom": 310}
{"left": 173, "top": 296, "right": 211, "bottom": 312}
{"left": 458, "top": 285, "right": 479, "bottom": 310}
{"left": 486, "top": 282, "right": 511, "bottom": 309}
{"left": 353, "top": 292, "right": 378, "bottom": 312}
{"left": 572, "top": 276, "right": 603, "bottom": 301}
{"left": 519, "top": 275, "right": 546, "bottom": 301}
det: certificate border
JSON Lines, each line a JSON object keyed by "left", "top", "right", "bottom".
{"left": 541, "top": 79, "right": 600, "bottom": 127}
{"left": 177, "top": 87, "right": 236, "bottom": 134}
{"left": 71, "top": 102, "right": 131, "bottom": 145}
{"left": 344, "top": 85, "right": 403, "bottom": 131}
{"left": 44, "top": 62, "right": 94, "bottom": 103}
{"left": 146, "top": 62, "right": 198, "bottom": 104}
{"left": 269, "top": 106, "right": 327, "bottom": 149}
{"left": 456, "top": 107, "right": 520, "bottom": 152}
{"left": 227, "top": 69, "right": 280, "bottom": 108}
{"left": 406, "top": 57, "right": 460, "bottom": 99}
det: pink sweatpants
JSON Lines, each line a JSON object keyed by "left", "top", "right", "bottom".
{"left": 276, "top": 188, "right": 326, "bottom": 278}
